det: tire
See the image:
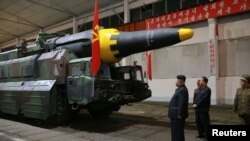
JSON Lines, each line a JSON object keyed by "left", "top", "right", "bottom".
{"left": 47, "top": 86, "right": 71, "bottom": 125}
{"left": 56, "top": 87, "right": 72, "bottom": 124}
{"left": 113, "top": 105, "right": 121, "bottom": 112}
{"left": 87, "top": 108, "right": 113, "bottom": 119}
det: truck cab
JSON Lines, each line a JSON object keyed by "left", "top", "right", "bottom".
{"left": 67, "top": 58, "right": 151, "bottom": 118}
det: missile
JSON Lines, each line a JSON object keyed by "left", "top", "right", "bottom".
{"left": 54, "top": 28, "right": 193, "bottom": 64}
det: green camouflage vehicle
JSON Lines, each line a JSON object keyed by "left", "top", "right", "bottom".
{"left": 0, "top": 27, "right": 193, "bottom": 124}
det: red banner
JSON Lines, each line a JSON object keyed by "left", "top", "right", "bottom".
{"left": 91, "top": 0, "right": 101, "bottom": 76}
{"left": 146, "top": 51, "right": 152, "bottom": 80}
{"left": 209, "top": 39, "right": 216, "bottom": 74}
{"left": 146, "top": 0, "right": 250, "bottom": 29}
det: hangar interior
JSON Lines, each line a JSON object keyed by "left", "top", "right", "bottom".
{"left": 0, "top": 0, "right": 249, "bottom": 105}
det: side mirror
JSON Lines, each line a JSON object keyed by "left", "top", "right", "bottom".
{"left": 144, "top": 71, "right": 147, "bottom": 78}
{"left": 81, "top": 62, "right": 86, "bottom": 71}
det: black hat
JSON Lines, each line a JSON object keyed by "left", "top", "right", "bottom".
{"left": 177, "top": 75, "right": 186, "bottom": 82}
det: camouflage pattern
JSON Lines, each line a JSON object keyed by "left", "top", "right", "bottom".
{"left": 0, "top": 44, "right": 151, "bottom": 121}
{"left": 234, "top": 88, "right": 250, "bottom": 116}
{"left": 67, "top": 58, "right": 94, "bottom": 105}
{"left": 0, "top": 49, "right": 68, "bottom": 120}
{"left": 0, "top": 49, "right": 18, "bottom": 62}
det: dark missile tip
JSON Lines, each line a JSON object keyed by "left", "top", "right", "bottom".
{"left": 178, "top": 28, "right": 194, "bottom": 41}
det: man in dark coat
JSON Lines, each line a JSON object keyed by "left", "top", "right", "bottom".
{"left": 193, "top": 80, "right": 201, "bottom": 104}
{"left": 168, "top": 75, "right": 189, "bottom": 141}
{"left": 193, "top": 80, "right": 201, "bottom": 137}
{"left": 193, "top": 76, "right": 211, "bottom": 138}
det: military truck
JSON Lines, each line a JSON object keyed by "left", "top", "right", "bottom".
{"left": 0, "top": 27, "right": 193, "bottom": 124}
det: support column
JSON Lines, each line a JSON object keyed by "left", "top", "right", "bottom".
{"left": 208, "top": 18, "right": 219, "bottom": 76}
{"left": 208, "top": 18, "right": 221, "bottom": 105}
{"left": 73, "top": 16, "right": 78, "bottom": 34}
{"left": 124, "top": 0, "right": 130, "bottom": 24}
{"left": 39, "top": 28, "right": 44, "bottom": 33}
{"left": 16, "top": 37, "right": 20, "bottom": 47}
{"left": 121, "top": 0, "right": 131, "bottom": 66}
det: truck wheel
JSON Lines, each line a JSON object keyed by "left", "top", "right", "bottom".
{"left": 56, "top": 87, "right": 71, "bottom": 124}
{"left": 47, "top": 87, "right": 71, "bottom": 125}
{"left": 113, "top": 105, "right": 121, "bottom": 111}
{"left": 87, "top": 108, "right": 113, "bottom": 119}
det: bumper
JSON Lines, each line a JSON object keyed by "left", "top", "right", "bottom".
{"left": 94, "top": 79, "right": 152, "bottom": 105}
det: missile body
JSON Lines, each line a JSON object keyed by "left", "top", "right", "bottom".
{"left": 51, "top": 28, "right": 193, "bottom": 64}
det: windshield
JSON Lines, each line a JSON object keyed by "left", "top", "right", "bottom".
{"left": 108, "top": 65, "right": 145, "bottom": 81}
{"left": 68, "top": 60, "right": 111, "bottom": 79}
{"left": 136, "top": 69, "right": 143, "bottom": 81}
{"left": 84, "top": 61, "right": 111, "bottom": 79}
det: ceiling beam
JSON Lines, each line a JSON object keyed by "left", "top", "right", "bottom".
{"left": 0, "top": 33, "right": 16, "bottom": 38}
{"left": 0, "top": 17, "right": 38, "bottom": 28}
{"left": 26, "top": 0, "right": 76, "bottom": 17}
{"left": 0, "top": 10, "right": 43, "bottom": 29}
{"left": 0, "top": 29, "right": 18, "bottom": 37}
{"left": 0, "top": 0, "right": 159, "bottom": 48}
{"left": 112, "top": 8, "right": 124, "bottom": 24}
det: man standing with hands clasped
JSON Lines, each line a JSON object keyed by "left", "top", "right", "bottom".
{"left": 168, "top": 75, "right": 189, "bottom": 141}
{"left": 193, "top": 80, "right": 201, "bottom": 137}
{"left": 193, "top": 77, "right": 211, "bottom": 139}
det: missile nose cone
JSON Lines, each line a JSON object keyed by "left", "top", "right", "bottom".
{"left": 179, "top": 28, "right": 193, "bottom": 41}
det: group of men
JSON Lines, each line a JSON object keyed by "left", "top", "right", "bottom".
{"left": 168, "top": 75, "right": 211, "bottom": 141}
{"left": 168, "top": 74, "right": 250, "bottom": 141}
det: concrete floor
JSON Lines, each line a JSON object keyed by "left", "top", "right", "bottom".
{"left": 0, "top": 117, "right": 201, "bottom": 141}
{"left": 0, "top": 102, "right": 239, "bottom": 141}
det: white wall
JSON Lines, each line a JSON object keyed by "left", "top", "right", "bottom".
{"left": 147, "top": 77, "right": 219, "bottom": 105}
{"left": 218, "top": 13, "right": 250, "bottom": 40}
{"left": 217, "top": 77, "right": 241, "bottom": 104}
